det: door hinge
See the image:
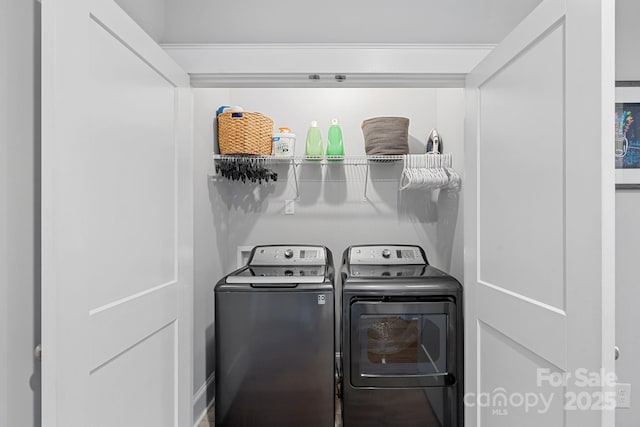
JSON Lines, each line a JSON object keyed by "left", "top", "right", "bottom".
{"left": 34, "top": 344, "right": 42, "bottom": 361}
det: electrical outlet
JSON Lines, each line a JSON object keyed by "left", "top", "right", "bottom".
{"left": 617, "top": 383, "right": 632, "bottom": 409}
{"left": 285, "top": 200, "right": 295, "bottom": 215}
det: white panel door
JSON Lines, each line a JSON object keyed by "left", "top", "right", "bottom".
{"left": 41, "top": 1, "right": 193, "bottom": 426}
{"left": 465, "top": 0, "right": 615, "bottom": 426}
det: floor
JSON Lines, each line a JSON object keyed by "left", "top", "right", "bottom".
{"left": 198, "top": 396, "right": 343, "bottom": 427}
{"left": 197, "top": 406, "right": 214, "bottom": 427}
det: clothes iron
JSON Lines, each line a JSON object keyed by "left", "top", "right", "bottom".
{"left": 426, "top": 128, "right": 443, "bottom": 153}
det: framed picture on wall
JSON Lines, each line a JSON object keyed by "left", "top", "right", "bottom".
{"left": 616, "top": 84, "right": 640, "bottom": 187}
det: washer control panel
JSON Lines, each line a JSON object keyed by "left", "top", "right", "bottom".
{"left": 348, "top": 245, "right": 426, "bottom": 265}
{"left": 249, "top": 245, "right": 327, "bottom": 265}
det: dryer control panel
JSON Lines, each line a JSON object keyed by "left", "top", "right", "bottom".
{"left": 249, "top": 245, "right": 327, "bottom": 266}
{"left": 348, "top": 245, "right": 426, "bottom": 265}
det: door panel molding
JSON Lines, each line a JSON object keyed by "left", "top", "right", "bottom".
{"left": 467, "top": 0, "right": 565, "bottom": 88}
{"left": 90, "top": 319, "right": 176, "bottom": 375}
{"left": 90, "top": 282, "right": 178, "bottom": 369}
{"left": 478, "top": 321, "right": 566, "bottom": 424}
{"left": 89, "top": 280, "right": 177, "bottom": 316}
{"left": 478, "top": 281, "right": 567, "bottom": 370}
{"left": 476, "top": 22, "right": 566, "bottom": 310}
{"left": 89, "top": 322, "right": 177, "bottom": 426}
{"left": 89, "top": 0, "right": 188, "bottom": 88}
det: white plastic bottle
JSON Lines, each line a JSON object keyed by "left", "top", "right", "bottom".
{"left": 272, "top": 127, "right": 296, "bottom": 157}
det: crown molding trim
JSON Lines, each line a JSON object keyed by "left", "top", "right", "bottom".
{"left": 161, "top": 43, "right": 494, "bottom": 87}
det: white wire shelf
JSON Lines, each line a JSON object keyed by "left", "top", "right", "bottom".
{"left": 212, "top": 153, "right": 411, "bottom": 200}
{"left": 212, "top": 154, "right": 405, "bottom": 165}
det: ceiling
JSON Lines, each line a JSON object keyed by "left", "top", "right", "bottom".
{"left": 115, "top": 0, "right": 639, "bottom": 81}
{"left": 118, "top": 0, "right": 544, "bottom": 45}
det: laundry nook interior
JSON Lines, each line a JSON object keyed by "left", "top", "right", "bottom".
{"left": 201, "top": 85, "right": 466, "bottom": 425}
{"left": 3, "top": 0, "right": 627, "bottom": 426}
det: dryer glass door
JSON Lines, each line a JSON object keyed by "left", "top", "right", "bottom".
{"left": 350, "top": 300, "right": 457, "bottom": 388}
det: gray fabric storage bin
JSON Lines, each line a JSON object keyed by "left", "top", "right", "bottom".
{"left": 361, "top": 116, "right": 410, "bottom": 155}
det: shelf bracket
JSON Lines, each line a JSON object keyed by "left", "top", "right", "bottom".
{"left": 363, "top": 162, "right": 370, "bottom": 200}
{"left": 292, "top": 162, "right": 300, "bottom": 200}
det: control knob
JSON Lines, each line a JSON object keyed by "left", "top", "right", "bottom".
{"left": 284, "top": 249, "right": 294, "bottom": 259}
{"left": 382, "top": 249, "right": 391, "bottom": 259}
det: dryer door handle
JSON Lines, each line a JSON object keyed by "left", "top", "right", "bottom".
{"left": 360, "top": 372, "right": 456, "bottom": 386}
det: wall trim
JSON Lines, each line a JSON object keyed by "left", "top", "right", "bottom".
{"left": 616, "top": 80, "right": 640, "bottom": 87}
{"left": 163, "top": 42, "right": 496, "bottom": 50}
{"left": 188, "top": 73, "right": 467, "bottom": 88}
{"left": 193, "top": 373, "right": 215, "bottom": 427}
{"left": 161, "top": 43, "right": 494, "bottom": 87}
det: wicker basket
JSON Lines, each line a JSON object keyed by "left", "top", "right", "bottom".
{"left": 217, "top": 111, "right": 274, "bottom": 155}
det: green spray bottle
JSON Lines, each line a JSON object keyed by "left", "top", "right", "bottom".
{"left": 305, "top": 120, "right": 323, "bottom": 159}
{"left": 326, "top": 118, "right": 345, "bottom": 159}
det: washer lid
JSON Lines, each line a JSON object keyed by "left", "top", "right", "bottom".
{"left": 226, "top": 266, "right": 327, "bottom": 284}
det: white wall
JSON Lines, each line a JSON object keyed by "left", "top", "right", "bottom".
{"left": 192, "top": 87, "right": 465, "bottom": 415}
{"left": 223, "top": 87, "right": 463, "bottom": 277}
{"left": 616, "top": 191, "right": 640, "bottom": 425}
{"left": 0, "top": 1, "right": 40, "bottom": 426}
{"left": 193, "top": 89, "right": 231, "bottom": 422}
{"left": 616, "top": 0, "right": 640, "bottom": 425}
{"left": 114, "top": 0, "right": 165, "bottom": 42}
{"left": 163, "top": 0, "right": 541, "bottom": 44}
{"left": 207, "top": 87, "right": 464, "bottom": 272}
{"left": 616, "top": 0, "right": 640, "bottom": 81}
{"left": 0, "top": 0, "right": 8, "bottom": 424}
